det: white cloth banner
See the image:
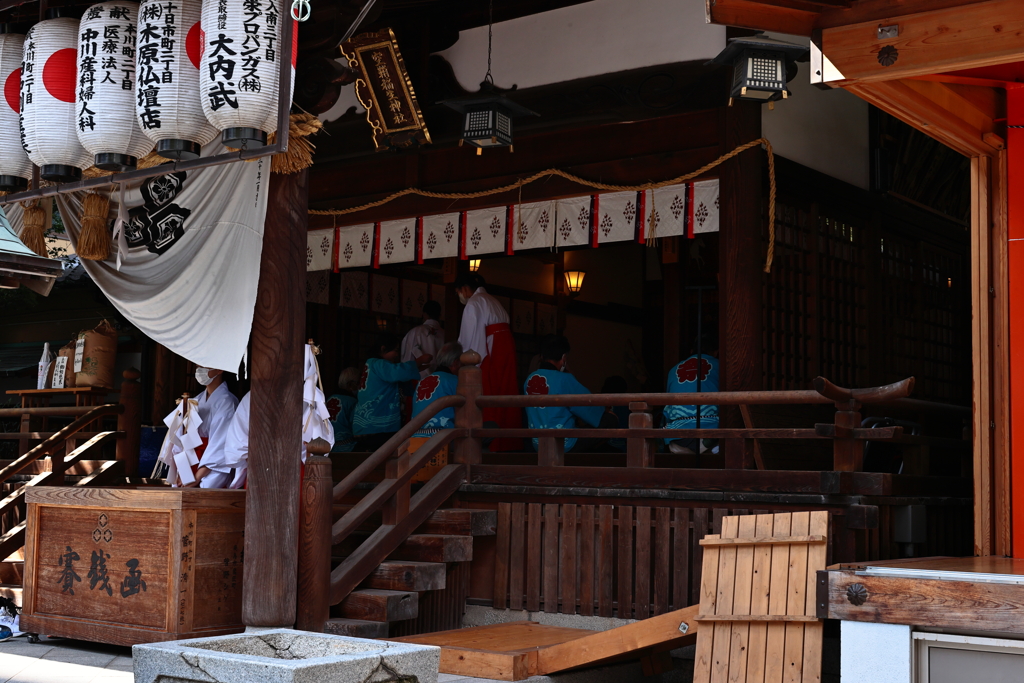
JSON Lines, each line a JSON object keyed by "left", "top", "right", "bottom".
{"left": 693, "top": 179, "right": 720, "bottom": 234}
{"left": 341, "top": 271, "right": 369, "bottom": 309}
{"left": 401, "top": 280, "right": 428, "bottom": 318}
{"left": 465, "top": 207, "right": 506, "bottom": 256}
{"left": 379, "top": 219, "right": 416, "bottom": 265}
{"left": 554, "top": 196, "right": 591, "bottom": 247}
{"left": 513, "top": 201, "right": 555, "bottom": 251}
{"left": 596, "top": 191, "right": 639, "bottom": 244}
{"left": 38, "top": 143, "right": 269, "bottom": 372}
{"left": 306, "top": 228, "right": 334, "bottom": 271}
{"left": 421, "top": 213, "right": 460, "bottom": 259}
{"left": 370, "top": 274, "right": 399, "bottom": 314}
{"left": 336, "top": 224, "right": 374, "bottom": 268}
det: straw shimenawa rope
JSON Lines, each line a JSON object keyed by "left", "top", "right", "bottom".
{"left": 18, "top": 199, "right": 47, "bottom": 257}
{"left": 77, "top": 192, "right": 113, "bottom": 261}
{"left": 266, "top": 113, "right": 323, "bottom": 175}
{"left": 310, "top": 138, "right": 778, "bottom": 272}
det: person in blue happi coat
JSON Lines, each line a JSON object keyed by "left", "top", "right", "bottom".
{"left": 664, "top": 334, "right": 720, "bottom": 456}
{"left": 523, "top": 335, "right": 605, "bottom": 452}
{"left": 327, "top": 366, "right": 361, "bottom": 453}
{"left": 412, "top": 342, "right": 463, "bottom": 437}
{"left": 353, "top": 332, "right": 433, "bottom": 451}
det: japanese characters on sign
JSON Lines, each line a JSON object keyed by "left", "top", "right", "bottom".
{"left": 341, "top": 29, "right": 430, "bottom": 151}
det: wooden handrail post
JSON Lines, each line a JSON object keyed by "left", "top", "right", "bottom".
{"left": 832, "top": 399, "right": 864, "bottom": 471}
{"left": 537, "top": 436, "right": 564, "bottom": 467}
{"left": 297, "top": 438, "right": 332, "bottom": 633}
{"left": 626, "top": 402, "right": 655, "bottom": 468}
{"left": 116, "top": 368, "right": 142, "bottom": 478}
{"left": 453, "top": 350, "right": 483, "bottom": 467}
{"left": 382, "top": 440, "right": 411, "bottom": 525}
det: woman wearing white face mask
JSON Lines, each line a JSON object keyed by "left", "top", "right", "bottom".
{"left": 183, "top": 366, "right": 239, "bottom": 488}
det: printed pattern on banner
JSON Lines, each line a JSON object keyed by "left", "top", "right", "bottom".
{"left": 464, "top": 207, "right": 506, "bottom": 256}
{"left": 306, "top": 228, "right": 334, "bottom": 271}
{"left": 692, "top": 179, "right": 720, "bottom": 234}
{"left": 512, "top": 300, "right": 535, "bottom": 335}
{"left": 379, "top": 219, "right": 416, "bottom": 265}
{"left": 597, "top": 191, "right": 642, "bottom": 244}
{"left": 536, "top": 304, "right": 557, "bottom": 337}
{"left": 337, "top": 224, "right": 374, "bottom": 268}
{"left": 341, "top": 271, "right": 369, "bottom": 309}
{"left": 554, "top": 196, "right": 591, "bottom": 247}
{"left": 370, "top": 274, "right": 399, "bottom": 314}
{"left": 421, "top": 213, "right": 460, "bottom": 260}
{"left": 430, "top": 283, "right": 447, "bottom": 320}
{"left": 305, "top": 270, "right": 329, "bottom": 305}
{"left": 402, "top": 280, "right": 429, "bottom": 318}
{"left": 513, "top": 201, "right": 556, "bottom": 251}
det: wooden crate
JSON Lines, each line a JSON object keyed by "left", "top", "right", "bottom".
{"left": 20, "top": 487, "right": 246, "bottom": 646}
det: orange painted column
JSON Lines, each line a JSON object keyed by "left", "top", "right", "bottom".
{"left": 1009, "top": 87, "right": 1024, "bottom": 556}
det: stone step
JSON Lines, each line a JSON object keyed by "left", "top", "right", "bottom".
{"left": 360, "top": 561, "right": 446, "bottom": 592}
{"left": 390, "top": 534, "right": 473, "bottom": 563}
{"left": 337, "top": 589, "right": 418, "bottom": 623}
{"left": 323, "top": 618, "right": 389, "bottom": 638}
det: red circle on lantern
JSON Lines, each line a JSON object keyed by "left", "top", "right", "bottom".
{"left": 43, "top": 48, "right": 76, "bottom": 103}
{"left": 4, "top": 68, "right": 20, "bottom": 113}
{"left": 186, "top": 22, "right": 202, "bottom": 69}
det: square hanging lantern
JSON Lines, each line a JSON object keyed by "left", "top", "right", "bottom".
{"left": 564, "top": 270, "right": 586, "bottom": 295}
{"left": 469, "top": 258, "right": 482, "bottom": 272}
{"left": 708, "top": 34, "right": 809, "bottom": 103}
{"left": 442, "top": 82, "right": 538, "bottom": 153}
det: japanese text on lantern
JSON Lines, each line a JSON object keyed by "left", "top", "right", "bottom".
{"left": 238, "top": 0, "right": 263, "bottom": 94}
{"left": 78, "top": 6, "right": 137, "bottom": 133}
{"left": 207, "top": 0, "right": 238, "bottom": 111}
{"left": 20, "top": 37, "right": 35, "bottom": 153}
{"left": 137, "top": 0, "right": 181, "bottom": 130}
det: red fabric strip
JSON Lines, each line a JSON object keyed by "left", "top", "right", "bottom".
{"left": 331, "top": 226, "right": 340, "bottom": 273}
{"left": 372, "top": 222, "right": 381, "bottom": 268}
{"left": 505, "top": 205, "right": 515, "bottom": 255}
{"left": 636, "top": 191, "right": 646, "bottom": 243}
{"left": 686, "top": 183, "right": 696, "bottom": 239}
{"left": 459, "top": 211, "right": 468, "bottom": 260}
{"left": 415, "top": 216, "right": 424, "bottom": 264}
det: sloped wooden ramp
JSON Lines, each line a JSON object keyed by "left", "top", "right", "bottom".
{"left": 693, "top": 511, "right": 828, "bottom": 683}
{"left": 391, "top": 604, "right": 700, "bottom": 681}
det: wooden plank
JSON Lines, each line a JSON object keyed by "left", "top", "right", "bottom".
{"left": 617, "top": 506, "right": 633, "bottom": 619}
{"left": 338, "top": 589, "right": 418, "bottom": 622}
{"left": 597, "top": 505, "right": 614, "bottom": 617}
{"left": 692, "top": 508, "right": 709, "bottom": 606}
{"left": 560, "top": 504, "right": 577, "bottom": 615}
{"left": 654, "top": 507, "right": 670, "bottom": 615}
{"left": 700, "top": 535, "right": 826, "bottom": 547}
{"left": 726, "top": 515, "right": 756, "bottom": 683}
{"left": 527, "top": 503, "right": 542, "bottom": 612}
{"left": 635, "top": 507, "right": 651, "bottom": 620}
{"left": 543, "top": 504, "right": 559, "bottom": 613}
{"left": 390, "top": 534, "right": 473, "bottom": 563}
{"left": 783, "top": 512, "right": 811, "bottom": 683}
{"left": 672, "top": 508, "right": 690, "bottom": 611}
{"left": 764, "top": 513, "right": 792, "bottom": 683}
{"left": 746, "top": 514, "right": 775, "bottom": 683}
{"left": 417, "top": 508, "right": 497, "bottom": 537}
{"left": 705, "top": 0, "right": 817, "bottom": 36}
{"left": 802, "top": 512, "right": 828, "bottom": 683}
{"left": 710, "top": 516, "right": 739, "bottom": 683}
{"left": 991, "top": 147, "right": 1011, "bottom": 558}
{"left": 509, "top": 503, "right": 525, "bottom": 611}
{"left": 494, "top": 503, "right": 511, "bottom": 610}
{"left": 692, "top": 530, "right": 720, "bottom": 683}
{"left": 698, "top": 615, "right": 819, "bottom": 623}
{"left": 361, "top": 561, "right": 446, "bottom": 592}
{"left": 579, "top": 505, "right": 595, "bottom": 617}
{"left": 972, "top": 156, "right": 994, "bottom": 556}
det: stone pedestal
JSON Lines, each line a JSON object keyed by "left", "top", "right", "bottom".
{"left": 133, "top": 629, "right": 440, "bottom": 683}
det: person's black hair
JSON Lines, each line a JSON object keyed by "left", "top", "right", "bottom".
{"left": 540, "top": 334, "right": 571, "bottom": 362}
{"left": 375, "top": 331, "right": 400, "bottom": 356}
{"left": 423, "top": 300, "right": 442, "bottom": 320}
{"left": 690, "top": 329, "right": 719, "bottom": 356}
{"left": 453, "top": 272, "right": 485, "bottom": 291}
{"left": 601, "top": 375, "right": 628, "bottom": 393}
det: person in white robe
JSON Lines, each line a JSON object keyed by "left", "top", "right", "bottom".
{"left": 400, "top": 300, "right": 444, "bottom": 379}
{"left": 160, "top": 366, "right": 238, "bottom": 487}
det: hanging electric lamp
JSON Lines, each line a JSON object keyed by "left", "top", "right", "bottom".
{"left": 77, "top": 2, "right": 154, "bottom": 172}
{"left": 469, "top": 258, "right": 481, "bottom": 272}
{"left": 708, "top": 33, "right": 808, "bottom": 103}
{"left": 21, "top": 11, "right": 94, "bottom": 182}
{"left": 136, "top": 0, "right": 217, "bottom": 160}
{"left": 0, "top": 28, "right": 31, "bottom": 191}
{"left": 199, "top": 0, "right": 290, "bottom": 148}
{"left": 441, "top": 0, "right": 536, "bottom": 154}
{"left": 564, "top": 270, "right": 586, "bottom": 295}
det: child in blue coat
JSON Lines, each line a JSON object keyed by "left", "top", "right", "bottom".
{"left": 523, "top": 335, "right": 604, "bottom": 452}
{"left": 412, "top": 342, "right": 463, "bottom": 436}
{"left": 664, "top": 336, "right": 720, "bottom": 455}
{"left": 354, "top": 332, "right": 432, "bottom": 451}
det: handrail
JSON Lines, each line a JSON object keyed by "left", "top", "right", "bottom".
{"left": 476, "top": 390, "right": 830, "bottom": 408}
{"left": 332, "top": 394, "right": 465, "bottom": 502}
{"left": 0, "top": 404, "right": 123, "bottom": 482}
{"left": 0, "top": 406, "right": 108, "bottom": 418}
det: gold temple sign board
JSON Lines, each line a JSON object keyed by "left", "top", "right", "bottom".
{"left": 342, "top": 29, "right": 431, "bottom": 150}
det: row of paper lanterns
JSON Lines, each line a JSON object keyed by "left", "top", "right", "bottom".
{"left": 0, "top": 0, "right": 295, "bottom": 190}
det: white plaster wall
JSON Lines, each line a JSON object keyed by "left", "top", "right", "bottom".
{"left": 763, "top": 33, "right": 871, "bottom": 190}
{"left": 841, "top": 621, "right": 912, "bottom": 683}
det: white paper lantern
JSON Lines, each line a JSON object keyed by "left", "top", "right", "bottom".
{"left": 0, "top": 29, "right": 30, "bottom": 191}
{"left": 199, "top": 0, "right": 289, "bottom": 148}
{"left": 21, "top": 14, "right": 94, "bottom": 182}
{"left": 76, "top": 2, "right": 154, "bottom": 171}
{"left": 136, "top": 0, "right": 217, "bottom": 160}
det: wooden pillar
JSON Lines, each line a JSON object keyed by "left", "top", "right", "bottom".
{"left": 243, "top": 169, "right": 308, "bottom": 627}
{"left": 453, "top": 350, "right": 483, "bottom": 466}
{"left": 296, "top": 439, "right": 333, "bottom": 633}
{"left": 1006, "top": 89, "right": 1024, "bottom": 557}
{"left": 116, "top": 368, "right": 142, "bottom": 478}
{"left": 718, "top": 102, "right": 763, "bottom": 470}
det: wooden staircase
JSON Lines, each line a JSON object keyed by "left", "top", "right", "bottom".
{"left": 326, "top": 506, "right": 495, "bottom": 638}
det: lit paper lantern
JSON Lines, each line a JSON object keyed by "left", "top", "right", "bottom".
{"left": 136, "top": 0, "right": 217, "bottom": 160}
{"left": 0, "top": 29, "right": 30, "bottom": 191}
{"left": 21, "top": 13, "right": 94, "bottom": 183}
{"left": 199, "top": 0, "right": 291, "bottom": 148}
{"left": 76, "top": 2, "right": 153, "bottom": 171}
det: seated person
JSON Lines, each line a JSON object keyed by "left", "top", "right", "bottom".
{"left": 523, "top": 335, "right": 604, "bottom": 452}
{"left": 327, "top": 367, "right": 360, "bottom": 453}
{"left": 412, "top": 342, "right": 463, "bottom": 437}
{"left": 353, "top": 332, "right": 431, "bottom": 451}
{"left": 664, "top": 337, "right": 720, "bottom": 456}
{"left": 169, "top": 366, "right": 238, "bottom": 489}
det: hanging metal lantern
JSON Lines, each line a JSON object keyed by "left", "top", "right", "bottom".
{"left": 21, "top": 12, "right": 94, "bottom": 183}
{"left": 708, "top": 33, "right": 808, "bottom": 103}
{"left": 443, "top": 82, "right": 537, "bottom": 153}
{"left": 0, "top": 28, "right": 31, "bottom": 191}
{"left": 76, "top": 1, "right": 153, "bottom": 171}
{"left": 136, "top": 0, "right": 217, "bottom": 160}
{"left": 199, "top": 0, "right": 289, "bottom": 149}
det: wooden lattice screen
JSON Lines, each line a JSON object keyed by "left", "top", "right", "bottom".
{"left": 693, "top": 511, "right": 828, "bottom": 683}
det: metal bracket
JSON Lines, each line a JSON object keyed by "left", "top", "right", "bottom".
{"left": 678, "top": 621, "right": 689, "bottom": 634}
{"left": 877, "top": 25, "right": 898, "bottom": 40}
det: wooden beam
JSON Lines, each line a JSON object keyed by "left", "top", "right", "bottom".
{"left": 971, "top": 156, "right": 995, "bottom": 557}
{"left": 706, "top": 0, "right": 817, "bottom": 36}
{"left": 820, "top": 0, "right": 1024, "bottom": 85}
